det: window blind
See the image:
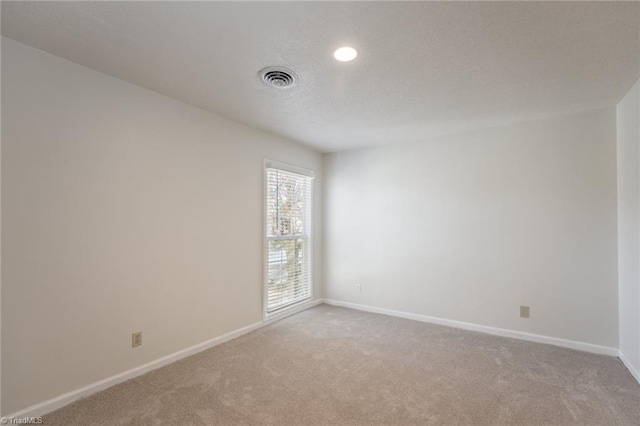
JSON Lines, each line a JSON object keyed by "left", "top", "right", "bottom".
{"left": 265, "top": 165, "right": 313, "bottom": 314}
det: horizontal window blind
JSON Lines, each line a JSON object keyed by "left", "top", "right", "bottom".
{"left": 265, "top": 165, "right": 313, "bottom": 314}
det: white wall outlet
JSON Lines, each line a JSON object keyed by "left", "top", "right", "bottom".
{"left": 520, "top": 306, "right": 530, "bottom": 318}
{"left": 357, "top": 283, "right": 362, "bottom": 293}
{"left": 132, "top": 331, "right": 142, "bottom": 348}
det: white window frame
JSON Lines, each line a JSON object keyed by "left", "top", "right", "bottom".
{"left": 263, "top": 159, "right": 314, "bottom": 319}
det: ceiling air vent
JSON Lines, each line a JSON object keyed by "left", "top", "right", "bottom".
{"left": 259, "top": 66, "right": 297, "bottom": 89}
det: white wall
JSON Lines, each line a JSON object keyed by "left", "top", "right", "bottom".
{"left": 617, "top": 79, "right": 640, "bottom": 379}
{"left": 324, "top": 108, "right": 619, "bottom": 348}
{"left": 1, "top": 38, "right": 323, "bottom": 415}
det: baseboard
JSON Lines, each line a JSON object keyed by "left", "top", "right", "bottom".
{"left": 619, "top": 350, "right": 640, "bottom": 385}
{"left": 322, "top": 299, "right": 619, "bottom": 357}
{"left": 2, "top": 299, "right": 322, "bottom": 420}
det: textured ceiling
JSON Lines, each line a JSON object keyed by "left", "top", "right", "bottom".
{"left": 2, "top": 1, "right": 639, "bottom": 152}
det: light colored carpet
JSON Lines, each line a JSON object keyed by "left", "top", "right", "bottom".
{"left": 45, "top": 305, "right": 639, "bottom": 425}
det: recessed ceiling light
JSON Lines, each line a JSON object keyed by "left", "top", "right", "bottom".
{"left": 333, "top": 46, "right": 357, "bottom": 62}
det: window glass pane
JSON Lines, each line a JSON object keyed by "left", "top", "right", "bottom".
{"left": 267, "top": 239, "right": 310, "bottom": 310}
{"left": 267, "top": 170, "right": 310, "bottom": 237}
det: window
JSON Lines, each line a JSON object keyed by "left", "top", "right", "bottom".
{"left": 265, "top": 161, "right": 313, "bottom": 315}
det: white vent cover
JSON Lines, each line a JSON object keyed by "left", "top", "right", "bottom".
{"left": 259, "top": 66, "right": 297, "bottom": 89}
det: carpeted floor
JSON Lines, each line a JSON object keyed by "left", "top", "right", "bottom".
{"left": 45, "top": 305, "right": 640, "bottom": 425}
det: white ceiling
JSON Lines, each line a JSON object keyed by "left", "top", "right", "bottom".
{"left": 2, "top": 1, "right": 639, "bottom": 152}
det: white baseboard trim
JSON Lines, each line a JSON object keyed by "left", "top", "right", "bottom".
{"left": 2, "top": 299, "right": 322, "bottom": 421}
{"left": 619, "top": 350, "right": 640, "bottom": 385}
{"left": 322, "top": 299, "right": 619, "bottom": 357}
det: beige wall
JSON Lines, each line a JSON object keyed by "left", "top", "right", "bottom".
{"left": 617, "top": 79, "right": 640, "bottom": 376}
{"left": 1, "top": 38, "right": 323, "bottom": 415}
{"left": 324, "top": 108, "right": 619, "bottom": 347}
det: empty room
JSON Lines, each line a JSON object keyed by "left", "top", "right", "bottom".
{"left": 1, "top": 1, "right": 639, "bottom": 425}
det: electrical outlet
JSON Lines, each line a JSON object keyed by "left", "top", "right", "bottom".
{"left": 520, "top": 306, "right": 530, "bottom": 318}
{"left": 132, "top": 331, "right": 142, "bottom": 348}
{"left": 357, "top": 283, "right": 362, "bottom": 293}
